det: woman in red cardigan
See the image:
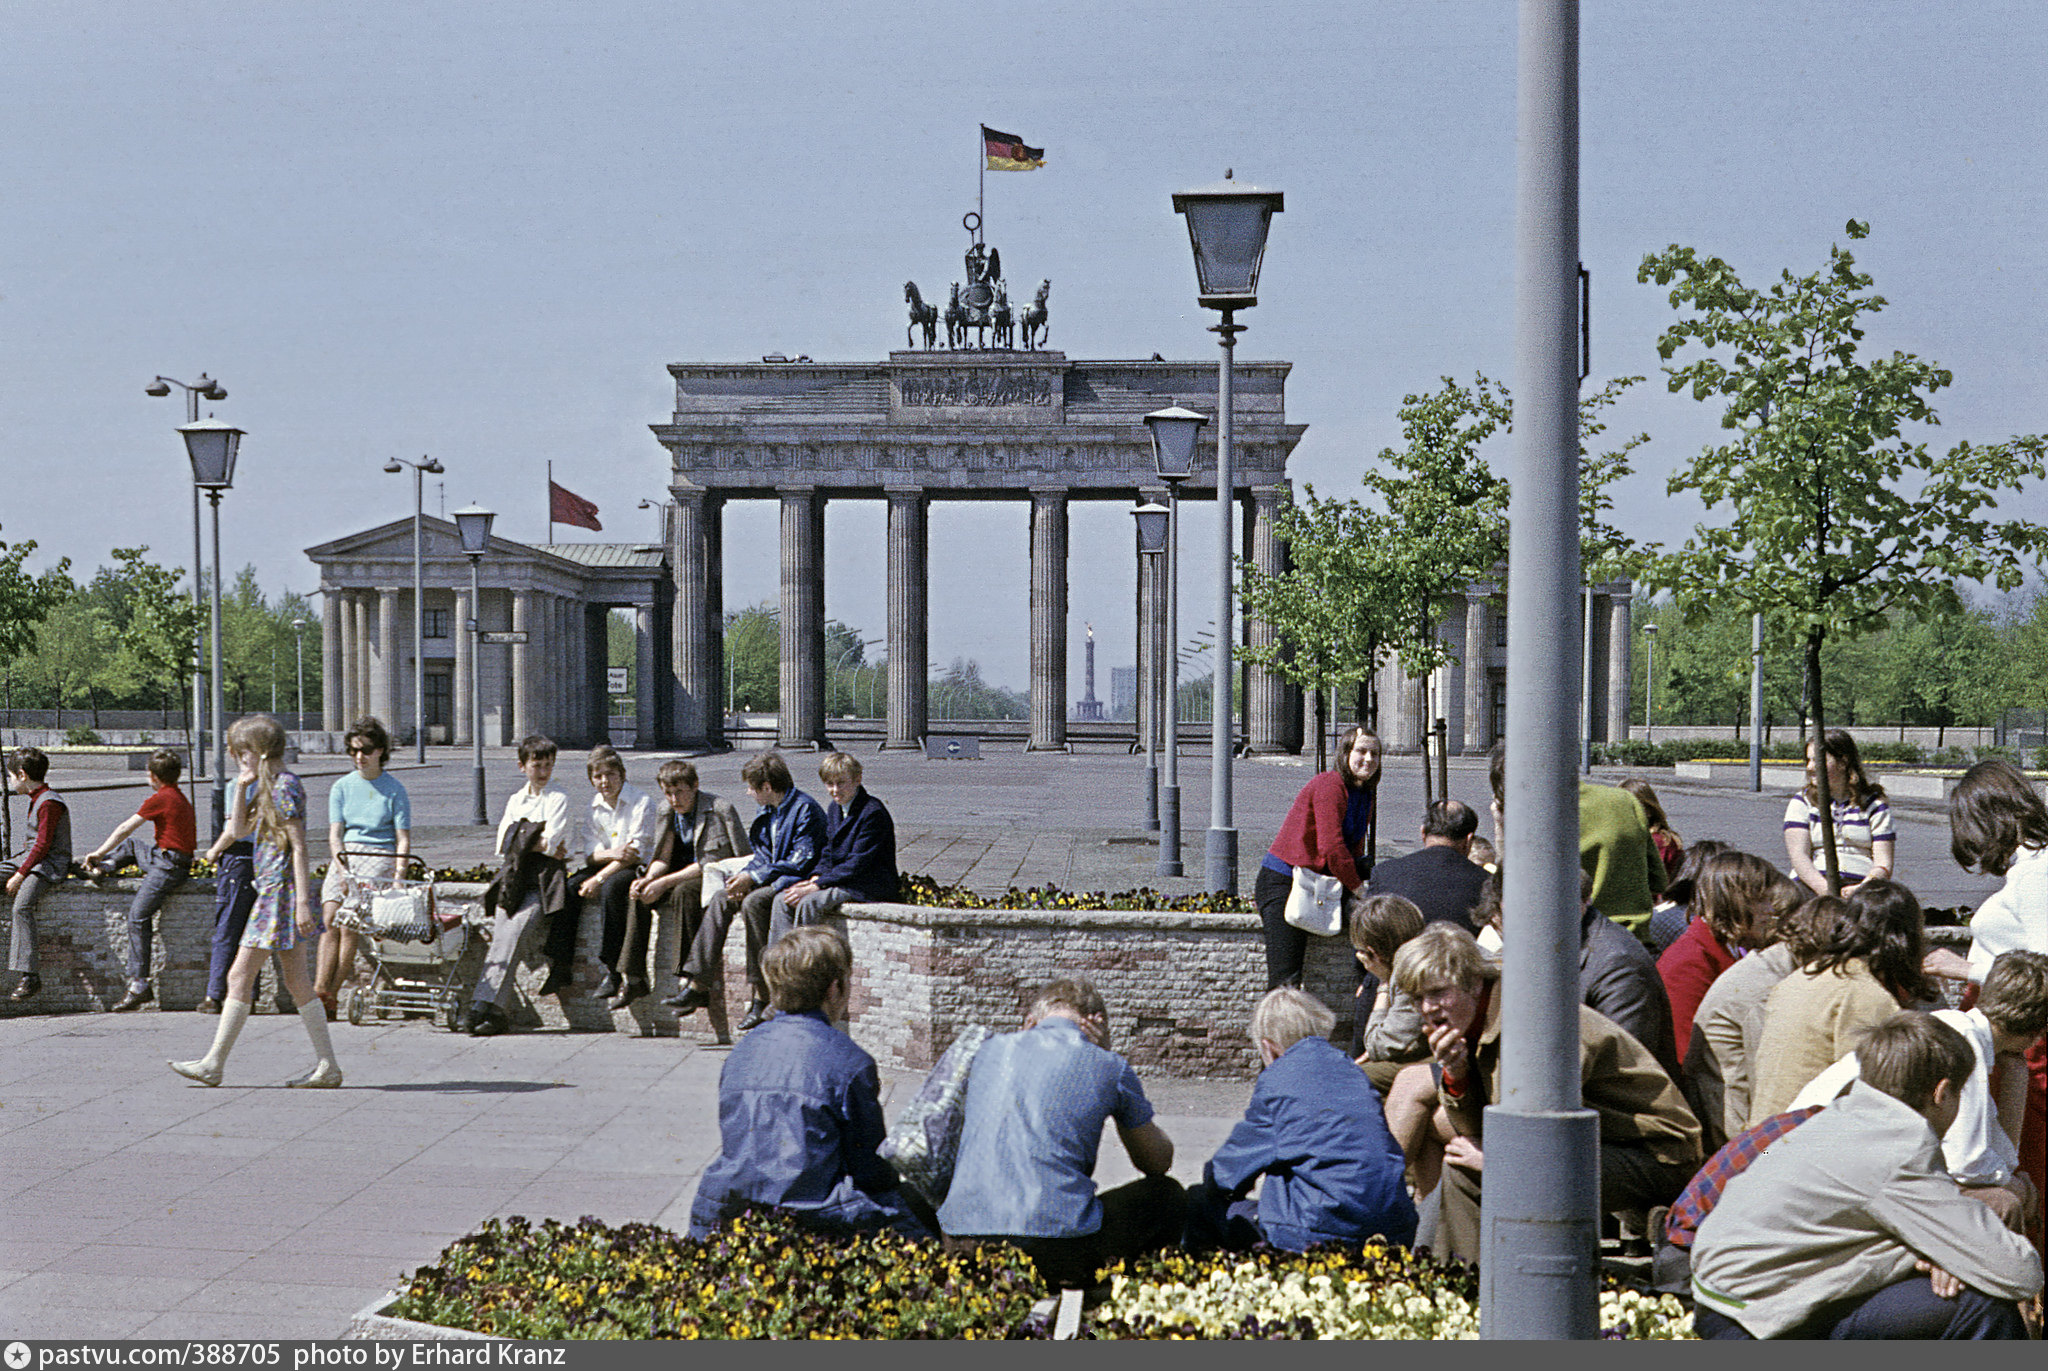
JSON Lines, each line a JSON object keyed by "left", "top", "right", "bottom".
{"left": 1256, "top": 726, "right": 1381, "bottom": 990}
{"left": 1658, "top": 849, "right": 1796, "bottom": 1053}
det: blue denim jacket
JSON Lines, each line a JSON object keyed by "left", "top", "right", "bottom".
{"left": 1197, "top": 1035, "right": 1417, "bottom": 1250}
{"left": 742, "top": 787, "right": 827, "bottom": 895}
{"left": 688, "top": 1009, "right": 925, "bottom": 1239}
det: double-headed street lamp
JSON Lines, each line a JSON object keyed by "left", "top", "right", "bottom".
{"left": 1143, "top": 408, "right": 1204, "bottom": 879}
{"left": 453, "top": 504, "right": 496, "bottom": 825}
{"left": 1168, "top": 174, "right": 1282, "bottom": 897}
{"left": 146, "top": 374, "right": 227, "bottom": 781}
{"left": 386, "top": 456, "right": 446, "bottom": 762}
{"left": 1131, "top": 501, "right": 1169, "bottom": 833}
{"left": 179, "top": 418, "right": 244, "bottom": 839}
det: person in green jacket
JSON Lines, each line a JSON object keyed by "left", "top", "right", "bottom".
{"left": 1488, "top": 746, "right": 1669, "bottom": 938}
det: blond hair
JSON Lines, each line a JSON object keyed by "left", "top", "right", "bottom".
{"left": 818, "top": 751, "right": 862, "bottom": 786}
{"left": 1249, "top": 986, "right": 1335, "bottom": 1055}
{"left": 226, "top": 714, "right": 292, "bottom": 847}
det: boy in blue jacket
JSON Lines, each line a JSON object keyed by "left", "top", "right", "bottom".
{"left": 1189, "top": 986, "right": 1418, "bottom": 1251}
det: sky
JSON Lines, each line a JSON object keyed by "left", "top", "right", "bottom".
{"left": 5, "top": 1, "right": 2047, "bottom": 694}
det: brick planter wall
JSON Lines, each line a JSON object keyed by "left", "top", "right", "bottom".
{"left": 5, "top": 880, "right": 1357, "bottom": 1079}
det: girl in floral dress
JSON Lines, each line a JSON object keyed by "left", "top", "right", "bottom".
{"left": 171, "top": 715, "right": 342, "bottom": 1088}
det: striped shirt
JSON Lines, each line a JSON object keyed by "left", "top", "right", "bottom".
{"left": 1784, "top": 792, "right": 1893, "bottom": 878}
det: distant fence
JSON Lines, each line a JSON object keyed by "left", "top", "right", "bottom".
{"left": 1628, "top": 723, "right": 2001, "bottom": 749}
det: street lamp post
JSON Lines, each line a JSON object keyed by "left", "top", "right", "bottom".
{"left": 1172, "top": 175, "right": 1282, "bottom": 898}
{"left": 291, "top": 618, "right": 307, "bottom": 730}
{"left": 386, "top": 457, "right": 446, "bottom": 762}
{"left": 453, "top": 505, "right": 496, "bottom": 825}
{"left": 1642, "top": 621, "right": 1658, "bottom": 741}
{"left": 1144, "top": 408, "right": 1205, "bottom": 880}
{"left": 179, "top": 418, "right": 244, "bottom": 840}
{"left": 1132, "top": 502, "right": 1169, "bottom": 833}
{"left": 146, "top": 374, "right": 227, "bottom": 782}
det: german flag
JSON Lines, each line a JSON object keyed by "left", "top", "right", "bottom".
{"left": 982, "top": 125, "right": 1045, "bottom": 171}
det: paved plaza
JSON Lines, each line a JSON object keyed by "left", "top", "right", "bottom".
{"left": 0, "top": 742, "right": 2005, "bottom": 1338}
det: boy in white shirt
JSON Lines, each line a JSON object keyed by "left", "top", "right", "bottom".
{"left": 467, "top": 735, "right": 572, "bottom": 1037}
{"left": 565, "top": 746, "right": 656, "bottom": 1004}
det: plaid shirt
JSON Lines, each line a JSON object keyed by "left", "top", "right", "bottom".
{"left": 1665, "top": 1106, "right": 1823, "bottom": 1248}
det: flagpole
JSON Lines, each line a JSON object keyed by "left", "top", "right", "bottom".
{"left": 977, "top": 126, "right": 984, "bottom": 236}
{"left": 547, "top": 460, "right": 554, "bottom": 546}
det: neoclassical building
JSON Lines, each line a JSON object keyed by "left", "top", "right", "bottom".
{"left": 306, "top": 518, "right": 670, "bottom": 747}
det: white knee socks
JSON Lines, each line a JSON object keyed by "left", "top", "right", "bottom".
{"left": 202, "top": 997, "right": 251, "bottom": 1070}
{"left": 293, "top": 1000, "right": 342, "bottom": 1086}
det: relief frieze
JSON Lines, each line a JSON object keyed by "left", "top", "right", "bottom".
{"left": 898, "top": 372, "right": 1055, "bottom": 408}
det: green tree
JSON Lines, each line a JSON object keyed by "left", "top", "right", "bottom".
{"left": 1579, "top": 376, "right": 1651, "bottom": 584}
{"left": 723, "top": 603, "right": 778, "bottom": 712}
{"left": 1237, "top": 486, "right": 1402, "bottom": 770}
{"left": 105, "top": 548, "right": 203, "bottom": 732}
{"left": 1640, "top": 220, "right": 2048, "bottom": 890}
{"left": 928, "top": 657, "right": 1027, "bottom": 721}
{"left": 0, "top": 530, "right": 73, "bottom": 681}
{"left": 25, "top": 594, "right": 110, "bottom": 722}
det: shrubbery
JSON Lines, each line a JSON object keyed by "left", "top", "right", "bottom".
{"left": 384, "top": 1212, "right": 1694, "bottom": 1340}
{"left": 900, "top": 873, "right": 1254, "bottom": 914}
{"left": 1594, "top": 736, "right": 2035, "bottom": 770}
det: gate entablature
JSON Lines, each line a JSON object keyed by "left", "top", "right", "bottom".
{"left": 654, "top": 353, "right": 1305, "bottom": 496}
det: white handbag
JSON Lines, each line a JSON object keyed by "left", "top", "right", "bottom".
{"left": 1282, "top": 865, "right": 1346, "bottom": 937}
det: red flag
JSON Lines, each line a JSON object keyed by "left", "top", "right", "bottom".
{"left": 549, "top": 480, "right": 601, "bottom": 531}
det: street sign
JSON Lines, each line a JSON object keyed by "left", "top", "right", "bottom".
{"left": 479, "top": 630, "right": 528, "bottom": 645}
{"left": 607, "top": 667, "right": 629, "bottom": 694}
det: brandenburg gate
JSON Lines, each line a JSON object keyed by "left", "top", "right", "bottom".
{"left": 654, "top": 349, "right": 1308, "bottom": 753}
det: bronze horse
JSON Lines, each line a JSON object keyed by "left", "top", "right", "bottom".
{"left": 1020, "top": 280, "right": 1050, "bottom": 350}
{"left": 904, "top": 281, "right": 938, "bottom": 350}
{"left": 943, "top": 284, "right": 967, "bottom": 349}
{"left": 991, "top": 283, "right": 1014, "bottom": 349}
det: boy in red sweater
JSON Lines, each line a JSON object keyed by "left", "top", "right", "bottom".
{"left": 82, "top": 749, "right": 197, "bottom": 1011}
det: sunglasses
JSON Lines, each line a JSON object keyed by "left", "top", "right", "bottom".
{"left": 347, "top": 745, "right": 378, "bottom": 756}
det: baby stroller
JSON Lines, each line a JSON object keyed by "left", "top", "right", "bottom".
{"left": 330, "top": 853, "right": 467, "bottom": 1031}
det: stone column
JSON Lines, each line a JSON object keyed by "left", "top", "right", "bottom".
{"left": 1246, "top": 486, "right": 1291, "bottom": 753}
{"left": 349, "top": 592, "right": 370, "bottom": 727}
{"left": 322, "top": 589, "right": 345, "bottom": 732}
{"left": 1463, "top": 592, "right": 1492, "bottom": 752}
{"left": 512, "top": 589, "right": 534, "bottom": 741}
{"left": 778, "top": 488, "right": 825, "bottom": 750}
{"left": 705, "top": 500, "right": 726, "bottom": 747}
{"left": 669, "top": 491, "right": 714, "bottom": 747}
{"left": 454, "top": 586, "right": 473, "bottom": 747}
{"left": 1438, "top": 597, "right": 1469, "bottom": 754}
{"left": 376, "top": 588, "right": 401, "bottom": 736}
{"left": 635, "top": 602, "right": 657, "bottom": 749}
{"left": 884, "top": 491, "right": 928, "bottom": 749}
{"left": 1606, "top": 589, "right": 1632, "bottom": 743}
{"left": 1028, "top": 488, "right": 1068, "bottom": 750}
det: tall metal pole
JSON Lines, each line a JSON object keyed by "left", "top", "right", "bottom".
{"left": 1643, "top": 627, "right": 1655, "bottom": 737}
{"left": 1749, "top": 611, "right": 1764, "bottom": 791}
{"left": 412, "top": 465, "right": 426, "bottom": 762}
{"left": 1143, "top": 547, "right": 1161, "bottom": 832}
{"left": 1487, "top": 0, "right": 1598, "bottom": 1339}
{"left": 207, "top": 492, "right": 228, "bottom": 840}
{"left": 1158, "top": 484, "right": 1183, "bottom": 879}
{"left": 294, "top": 623, "right": 306, "bottom": 731}
{"left": 188, "top": 389, "right": 206, "bottom": 782}
{"left": 469, "top": 554, "right": 487, "bottom": 825}
{"left": 1207, "top": 312, "right": 1241, "bottom": 896}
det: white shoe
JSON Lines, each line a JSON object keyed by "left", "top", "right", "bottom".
{"left": 285, "top": 1061, "right": 343, "bottom": 1089}
{"left": 169, "top": 1058, "right": 222, "bottom": 1087}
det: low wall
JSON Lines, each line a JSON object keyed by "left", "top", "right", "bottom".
{"left": 1631, "top": 723, "right": 1998, "bottom": 749}
{"left": 3, "top": 880, "right": 1356, "bottom": 1080}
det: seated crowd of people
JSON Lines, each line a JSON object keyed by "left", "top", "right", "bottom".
{"left": 677, "top": 735, "right": 2045, "bottom": 1340}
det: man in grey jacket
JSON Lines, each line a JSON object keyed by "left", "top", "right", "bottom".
{"left": 1691, "top": 1012, "right": 2040, "bottom": 1339}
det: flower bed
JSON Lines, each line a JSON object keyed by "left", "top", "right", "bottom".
{"left": 384, "top": 1213, "right": 1693, "bottom": 1339}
